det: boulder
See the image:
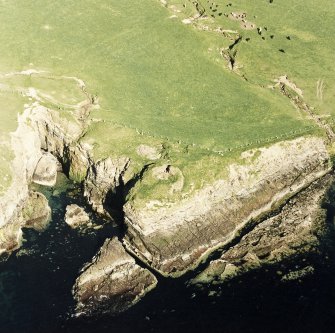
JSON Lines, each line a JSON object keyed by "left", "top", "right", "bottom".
{"left": 65, "top": 204, "right": 90, "bottom": 228}
{"left": 136, "top": 144, "right": 161, "bottom": 160}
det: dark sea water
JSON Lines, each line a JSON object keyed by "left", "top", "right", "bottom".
{"left": 1, "top": 173, "right": 335, "bottom": 333}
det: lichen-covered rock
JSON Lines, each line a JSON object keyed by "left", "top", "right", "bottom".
{"left": 73, "top": 237, "right": 157, "bottom": 317}
{"left": 65, "top": 204, "right": 90, "bottom": 228}
{"left": 191, "top": 173, "right": 334, "bottom": 286}
{"left": 123, "top": 137, "right": 331, "bottom": 277}
{"left": 32, "top": 152, "right": 58, "bottom": 187}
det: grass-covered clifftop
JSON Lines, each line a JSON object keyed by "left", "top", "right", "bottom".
{"left": 0, "top": 0, "right": 334, "bottom": 201}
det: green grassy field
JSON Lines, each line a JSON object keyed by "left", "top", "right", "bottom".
{"left": 192, "top": 0, "right": 335, "bottom": 117}
{"left": 0, "top": 0, "right": 333, "bottom": 202}
{"left": 0, "top": 91, "right": 29, "bottom": 195}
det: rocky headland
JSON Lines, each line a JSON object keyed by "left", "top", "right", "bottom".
{"left": 0, "top": 1, "right": 334, "bottom": 330}
{"left": 123, "top": 137, "right": 330, "bottom": 278}
{"left": 0, "top": 79, "right": 334, "bottom": 314}
{"left": 73, "top": 237, "right": 157, "bottom": 317}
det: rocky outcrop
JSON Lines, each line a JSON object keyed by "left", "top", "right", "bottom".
{"left": 65, "top": 204, "right": 90, "bottom": 228}
{"left": 0, "top": 107, "right": 42, "bottom": 229}
{"left": 73, "top": 237, "right": 157, "bottom": 317}
{"left": 0, "top": 220, "right": 23, "bottom": 259}
{"left": 21, "top": 191, "right": 51, "bottom": 231}
{"left": 0, "top": 75, "right": 94, "bottom": 257}
{"left": 136, "top": 144, "right": 161, "bottom": 160}
{"left": 31, "top": 102, "right": 92, "bottom": 183}
{"left": 123, "top": 137, "right": 331, "bottom": 277}
{"left": 32, "top": 152, "right": 58, "bottom": 187}
{"left": 0, "top": 190, "right": 51, "bottom": 257}
{"left": 84, "top": 157, "right": 130, "bottom": 216}
{"left": 0, "top": 106, "right": 43, "bottom": 256}
{"left": 191, "top": 173, "right": 334, "bottom": 286}
{"left": 1, "top": 73, "right": 334, "bottom": 315}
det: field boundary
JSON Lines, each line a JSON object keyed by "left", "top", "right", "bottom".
{"left": 92, "top": 108, "right": 333, "bottom": 157}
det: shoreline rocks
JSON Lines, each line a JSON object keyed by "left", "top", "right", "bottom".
{"left": 84, "top": 157, "right": 130, "bottom": 217}
{"left": 191, "top": 173, "right": 335, "bottom": 286}
{"left": 73, "top": 237, "right": 157, "bottom": 317}
{"left": 1, "top": 74, "right": 334, "bottom": 316}
{"left": 0, "top": 190, "right": 51, "bottom": 258}
{"left": 123, "top": 137, "right": 331, "bottom": 277}
{"left": 0, "top": 221, "right": 23, "bottom": 259}
{"left": 0, "top": 74, "right": 94, "bottom": 257}
{"left": 65, "top": 204, "right": 90, "bottom": 228}
{"left": 0, "top": 106, "right": 43, "bottom": 231}
{"left": 0, "top": 106, "right": 44, "bottom": 257}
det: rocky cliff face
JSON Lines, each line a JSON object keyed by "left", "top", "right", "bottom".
{"left": 32, "top": 152, "right": 59, "bottom": 187}
{"left": 30, "top": 102, "right": 91, "bottom": 180}
{"left": 84, "top": 157, "right": 130, "bottom": 217}
{"left": 1, "top": 75, "right": 334, "bottom": 316}
{"left": 191, "top": 172, "right": 334, "bottom": 287}
{"left": 0, "top": 74, "right": 161, "bottom": 314}
{"left": 0, "top": 106, "right": 44, "bottom": 256}
{"left": 73, "top": 237, "right": 157, "bottom": 316}
{"left": 0, "top": 76, "right": 93, "bottom": 257}
{"left": 123, "top": 137, "right": 331, "bottom": 277}
{"left": 0, "top": 106, "right": 41, "bottom": 228}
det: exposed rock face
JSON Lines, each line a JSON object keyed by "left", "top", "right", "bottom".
{"left": 63, "top": 143, "right": 91, "bottom": 182}
{"left": 123, "top": 137, "right": 331, "bottom": 277}
{"left": 0, "top": 107, "right": 43, "bottom": 256}
{"left": 30, "top": 103, "right": 92, "bottom": 184}
{"left": 0, "top": 190, "right": 51, "bottom": 257}
{"left": 0, "top": 106, "right": 42, "bottom": 230}
{"left": 31, "top": 103, "right": 84, "bottom": 158}
{"left": 21, "top": 191, "right": 51, "bottom": 231}
{"left": 65, "top": 204, "right": 90, "bottom": 228}
{"left": 32, "top": 152, "right": 58, "bottom": 187}
{"left": 73, "top": 237, "right": 157, "bottom": 316}
{"left": 0, "top": 75, "right": 95, "bottom": 257}
{"left": 191, "top": 173, "right": 334, "bottom": 286}
{"left": 30, "top": 100, "right": 93, "bottom": 183}
{"left": 84, "top": 157, "right": 130, "bottom": 216}
{"left": 0, "top": 221, "right": 23, "bottom": 258}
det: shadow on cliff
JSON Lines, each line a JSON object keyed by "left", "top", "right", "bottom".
{"left": 102, "top": 163, "right": 154, "bottom": 230}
